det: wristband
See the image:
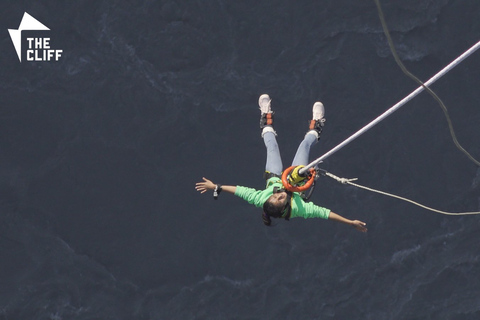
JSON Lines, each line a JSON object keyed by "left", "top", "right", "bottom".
{"left": 213, "top": 184, "right": 222, "bottom": 200}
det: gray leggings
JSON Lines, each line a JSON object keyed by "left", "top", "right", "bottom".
{"left": 264, "top": 131, "right": 317, "bottom": 175}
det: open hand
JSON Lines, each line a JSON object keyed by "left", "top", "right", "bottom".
{"left": 351, "top": 220, "right": 367, "bottom": 233}
{"left": 195, "top": 177, "right": 216, "bottom": 194}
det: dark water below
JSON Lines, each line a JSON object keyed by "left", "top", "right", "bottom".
{"left": 1, "top": 0, "right": 480, "bottom": 319}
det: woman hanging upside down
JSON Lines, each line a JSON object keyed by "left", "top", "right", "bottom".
{"left": 195, "top": 94, "right": 367, "bottom": 232}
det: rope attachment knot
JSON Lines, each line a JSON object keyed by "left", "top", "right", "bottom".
{"left": 324, "top": 171, "right": 358, "bottom": 184}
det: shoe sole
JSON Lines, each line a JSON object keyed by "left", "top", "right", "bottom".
{"left": 312, "top": 102, "right": 324, "bottom": 120}
{"left": 258, "top": 94, "right": 272, "bottom": 114}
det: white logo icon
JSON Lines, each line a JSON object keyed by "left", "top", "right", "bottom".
{"left": 8, "top": 12, "right": 62, "bottom": 62}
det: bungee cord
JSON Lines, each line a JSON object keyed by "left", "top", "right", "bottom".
{"left": 299, "top": 3, "right": 480, "bottom": 175}
{"left": 374, "top": 0, "right": 480, "bottom": 167}
{"left": 288, "top": 0, "right": 480, "bottom": 215}
{"left": 299, "top": 38, "right": 480, "bottom": 175}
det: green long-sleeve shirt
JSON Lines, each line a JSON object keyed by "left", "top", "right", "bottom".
{"left": 234, "top": 177, "right": 330, "bottom": 219}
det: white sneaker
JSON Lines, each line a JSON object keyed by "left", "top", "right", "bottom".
{"left": 307, "top": 102, "right": 326, "bottom": 140}
{"left": 312, "top": 102, "right": 325, "bottom": 120}
{"left": 258, "top": 94, "right": 272, "bottom": 114}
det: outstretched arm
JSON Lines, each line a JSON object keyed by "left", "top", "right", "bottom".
{"left": 195, "top": 177, "right": 237, "bottom": 195}
{"left": 328, "top": 211, "right": 367, "bottom": 233}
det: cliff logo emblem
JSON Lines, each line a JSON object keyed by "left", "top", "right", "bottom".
{"left": 8, "top": 12, "right": 63, "bottom": 62}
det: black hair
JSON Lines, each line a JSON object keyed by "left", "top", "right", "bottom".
{"left": 262, "top": 196, "right": 286, "bottom": 226}
{"left": 262, "top": 212, "right": 272, "bottom": 226}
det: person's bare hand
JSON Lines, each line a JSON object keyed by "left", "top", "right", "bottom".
{"left": 351, "top": 220, "right": 367, "bottom": 232}
{"left": 195, "top": 177, "right": 216, "bottom": 194}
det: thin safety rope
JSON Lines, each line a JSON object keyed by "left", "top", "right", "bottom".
{"left": 374, "top": 0, "right": 480, "bottom": 167}
{"left": 324, "top": 171, "right": 480, "bottom": 216}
